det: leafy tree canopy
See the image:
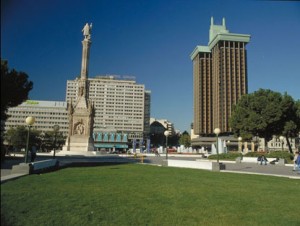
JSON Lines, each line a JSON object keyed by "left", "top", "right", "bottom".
{"left": 179, "top": 131, "right": 191, "bottom": 147}
{"left": 5, "top": 126, "right": 40, "bottom": 151}
{"left": 230, "top": 89, "right": 300, "bottom": 151}
{"left": 1, "top": 60, "right": 33, "bottom": 121}
{"left": 5, "top": 126, "right": 66, "bottom": 152}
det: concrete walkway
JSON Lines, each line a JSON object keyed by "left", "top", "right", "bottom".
{"left": 1, "top": 155, "right": 299, "bottom": 183}
{"left": 222, "top": 162, "right": 299, "bottom": 179}
{"left": 142, "top": 156, "right": 300, "bottom": 179}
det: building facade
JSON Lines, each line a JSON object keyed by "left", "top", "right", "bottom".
{"left": 4, "top": 75, "right": 150, "bottom": 150}
{"left": 4, "top": 100, "right": 69, "bottom": 134}
{"left": 66, "top": 75, "right": 151, "bottom": 141}
{"left": 191, "top": 17, "right": 250, "bottom": 135}
{"left": 150, "top": 118, "right": 175, "bottom": 135}
{"left": 149, "top": 118, "right": 176, "bottom": 148}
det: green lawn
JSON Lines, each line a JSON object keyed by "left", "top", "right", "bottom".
{"left": 1, "top": 164, "right": 300, "bottom": 226}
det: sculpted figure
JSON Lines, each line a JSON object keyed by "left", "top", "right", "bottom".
{"left": 82, "top": 23, "right": 92, "bottom": 40}
{"left": 79, "top": 86, "right": 84, "bottom": 96}
{"left": 77, "top": 123, "right": 84, "bottom": 135}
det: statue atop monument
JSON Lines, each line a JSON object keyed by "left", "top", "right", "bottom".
{"left": 82, "top": 23, "right": 92, "bottom": 40}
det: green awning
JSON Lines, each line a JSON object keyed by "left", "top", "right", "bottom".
{"left": 94, "top": 143, "right": 128, "bottom": 148}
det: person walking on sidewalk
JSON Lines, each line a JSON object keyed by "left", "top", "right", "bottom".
{"left": 293, "top": 151, "right": 300, "bottom": 172}
{"left": 30, "top": 145, "right": 37, "bottom": 162}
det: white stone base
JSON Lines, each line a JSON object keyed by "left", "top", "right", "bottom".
{"left": 167, "top": 159, "right": 224, "bottom": 171}
{"left": 168, "top": 159, "right": 213, "bottom": 170}
{"left": 62, "top": 145, "right": 94, "bottom": 152}
{"left": 63, "top": 135, "right": 95, "bottom": 152}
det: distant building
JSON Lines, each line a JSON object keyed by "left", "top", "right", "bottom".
{"left": 4, "top": 75, "right": 151, "bottom": 152}
{"left": 66, "top": 75, "right": 151, "bottom": 142}
{"left": 4, "top": 100, "right": 69, "bottom": 134}
{"left": 258, "top": 136, "right": 297, "bottom": 152}
{"left": 150, "top": 118, "right": 175, "bottom": 135}
{"left": 191, "top": 17, "right": 250, "bottom": 135}
{"left": 149, "top": 118, "right": 176, "bottom": 147}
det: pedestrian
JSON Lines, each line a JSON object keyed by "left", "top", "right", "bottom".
{"left": 258, "top": 155, "right": 268, "bottom": 165}
{"left": 30, "top": 145, "right": 37, "bottom": 162}
{"left": 155, "top": 150, "right": 160, "bottom": 157}
{"left": 293, "top": 151, "right": 299, "bottom": 171}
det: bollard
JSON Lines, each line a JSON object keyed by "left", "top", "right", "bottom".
{"left": 141, "top": 155, "right": 144, "bottom": 163}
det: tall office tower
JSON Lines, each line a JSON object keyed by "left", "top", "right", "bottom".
{"left": 191, "top": 17, "right": 250, "bottom": 135}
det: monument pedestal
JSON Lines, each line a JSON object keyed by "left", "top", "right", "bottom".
{"left": 63, "top": 135, "right": 94, "bottom": 152}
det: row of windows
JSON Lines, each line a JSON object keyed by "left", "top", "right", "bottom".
{"left": 92, "top": 98, "right": 144, "bottom": 103}
{"left": 8, "top": 111, "right": 67, "bottom": 115}
{"left": 94, "top": 101, "right": 144, "bottom": 106}
{"left": 97, "top": 113, "right": 143, "bottom": 117}
{"left": 6, "top": 120, "right": 68, "bottom": 125}
{"left": 89, "top": 95, "right": 144, "bottom": 99}
{"left": 89, "top": 87, "right": 144, "bottom": 91}
{"left": 96, "top": 114, "right": 143, "bottom": 118}
{"left": 89, "top": 84, "right": 143, "bottom": 88}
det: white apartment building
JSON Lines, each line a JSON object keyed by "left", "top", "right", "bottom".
{"left": 4, "top": 100, "right": 69, "bottom": 134}
{"left": 66, "top": 75, "right": 151, "bottom": 139}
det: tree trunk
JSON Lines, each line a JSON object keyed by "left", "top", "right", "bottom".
{"left": 285, "top": 135, "right": 293, "bottom": 154}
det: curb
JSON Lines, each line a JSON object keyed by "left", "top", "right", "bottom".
{"left": 221, "top": 170, "right": 300, "bottom": 179}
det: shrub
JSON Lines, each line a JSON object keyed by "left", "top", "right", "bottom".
{"left": 208, "top": 152, "right": 242, "bottom": 160}
{"left": 267, "top": 151, "right": 293, "bottom": 163}
{"left": 244, "top": 152, "right": 267, "bottom": 157}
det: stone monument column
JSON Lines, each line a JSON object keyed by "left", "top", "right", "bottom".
{"left": 80, "top": 23, "right": 92, "bottom": 97}
{"left": 63, "top": 23, "right": 95, "bottom": 152}
{"left": 81, "top": 40, "right": 91, "bottom": 80}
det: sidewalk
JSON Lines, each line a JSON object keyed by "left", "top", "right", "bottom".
{"left": 222, "top": 162, "right": 300, "bottom": 179}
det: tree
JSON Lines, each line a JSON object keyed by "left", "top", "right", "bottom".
{"left": 281, "top": 97, "right": 300, "bottom": 153}
{"left": 40, "top": 129, "right": 66, "bottom": 152}
{"left": 1, "top": 60, "right": 33, "bottom": 161}
{"left": 230, "top": 89, "right": 300, "bottom": 152}
{"left": 5, "top": 126, "right": 40, "bottom": 151}
{"left": 179, "top": 131, "right": 191, "bottom": 148}
{"left": 1, "top": 60, "right": 33, "bottom": 121}
{"left": 168, "top": 132, "right": 180, "bottom": 147}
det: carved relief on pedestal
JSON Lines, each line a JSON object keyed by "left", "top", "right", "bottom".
{"left": 73, "top": 119, "right": 85, "bottom": 135}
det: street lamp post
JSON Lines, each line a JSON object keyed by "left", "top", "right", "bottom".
{"left": 214, "top": 128, "right": 221, "bottom": 163}
{"left": 279, "top": 136, "right": 284, "bottom": 152}
{"left": 25, "top": 116, "right": 35, "bottom": 163}
{"left": 164, "top": 131, "right": 170, "bottom": 160}
{"left": 238, "top": 137, "right": 242, "bottom": 153}
{"left": 53, "top": 125, "right": 60, "bottom": 159}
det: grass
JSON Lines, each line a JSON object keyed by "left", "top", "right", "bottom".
{"left": 1, "top": 164, "right": 300, "bottom": 226}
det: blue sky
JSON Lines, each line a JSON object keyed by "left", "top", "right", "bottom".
{"left": 1, "top": 0, "right": 300, "bottom": 132}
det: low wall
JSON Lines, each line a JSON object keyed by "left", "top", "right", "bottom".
{"left": 240, "top": 157, "right": 278, "bottom": 164}
{"left": 167, "top": 159, "right": 224, "bottom": 171}
{"left": 11, "top": 159, "right": 59, "bottom": 175}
